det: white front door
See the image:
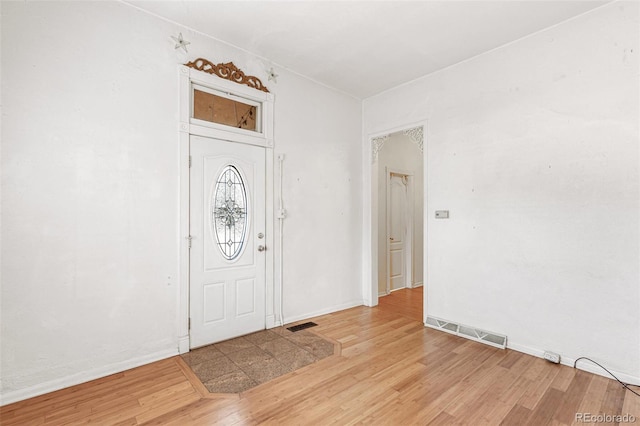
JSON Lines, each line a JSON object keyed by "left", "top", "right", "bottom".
{"left": 189, "top": 135, "right": 266, "bottom": 348}
{"left": 387, "top": 173, "right": 410, "bottom": 292}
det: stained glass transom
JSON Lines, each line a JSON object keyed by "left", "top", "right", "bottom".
{"left": 212, "top": 165, "right": 248, "bottom": 260}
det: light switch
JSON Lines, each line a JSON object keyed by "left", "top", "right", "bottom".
{"left": 435, "top": 210, "right": 449, "bottom": 219}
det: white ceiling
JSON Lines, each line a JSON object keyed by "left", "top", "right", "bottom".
{"left": 127, "top": 1, "right": 610, "bottom": 99}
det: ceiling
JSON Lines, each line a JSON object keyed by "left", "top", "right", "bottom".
{"left": 127, "top": 1, "right": 610, "bottom": 99}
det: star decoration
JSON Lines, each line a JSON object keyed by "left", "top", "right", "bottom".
{"left": 267, "top": 67, "right": 278, "bottom": 83}
{"left": 171, "top": 32, "right": 190, "bottom": 53}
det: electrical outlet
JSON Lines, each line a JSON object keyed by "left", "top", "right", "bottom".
{"left": 543, "top": 351, "right": 560, "bottom": 364}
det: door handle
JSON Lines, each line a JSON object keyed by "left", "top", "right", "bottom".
{"left": 258, "top": 245, "right": 266, "bottom": 252}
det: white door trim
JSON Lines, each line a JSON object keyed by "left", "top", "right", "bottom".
{"left": 363, "top": 120, "right": 427, "bottom": 323}
{"left": 386, "top": 168, "right": 414, "bottom": 294}
{"left": 178, "top": 65, "right": 276, "bottom": 354}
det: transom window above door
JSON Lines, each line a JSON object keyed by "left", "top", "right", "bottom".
{"left": 192, "top": 84, "right": 262, "bottom": 133}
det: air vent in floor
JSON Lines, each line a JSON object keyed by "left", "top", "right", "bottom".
{"left": 286, "top": 322, "right": 318, "bottom": 332}
{"left": 425, "top": 316, "right": 507, "bottom": 349}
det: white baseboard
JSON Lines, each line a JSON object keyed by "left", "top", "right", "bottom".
{"left": 273, "top": 299, "right": 364, "bottom": 327}
{"left": 0, "top": 348, "right": 178, "bottom": 407}
{"left": 507, "top": 341, "right": 640, "bottom": 386}
{"left": 178, "top": 335, "right": 190, "bottom": 354}
{"left": 412, "top": 282, "right": 423, "bottom": 288}
{"left": 266, "top": 314, "right": 277, "bottom": 329}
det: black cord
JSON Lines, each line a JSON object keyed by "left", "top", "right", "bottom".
{"left": 573, "top": 357, "right": 640, "bottom": 398}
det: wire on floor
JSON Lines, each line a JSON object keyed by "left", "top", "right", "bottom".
{"left": 573, "top": 357, "right": 640, "bottom": 398}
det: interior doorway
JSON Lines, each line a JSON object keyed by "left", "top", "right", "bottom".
{"left": 370, "top": 126, "right": 425, "bottom": 320}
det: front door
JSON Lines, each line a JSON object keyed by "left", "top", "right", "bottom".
{"left": 189, "top": 135, "right": 266, "bottom": 348}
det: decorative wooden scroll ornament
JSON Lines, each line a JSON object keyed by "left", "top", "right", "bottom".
{"left": 185, "top": 58, "right": 270, "bottom": 93}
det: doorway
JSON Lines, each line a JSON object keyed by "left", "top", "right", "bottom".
{"left": 369, "top": 126, "right": 425, "bottom": 320}
{"left": 189, "top": 135, "right": 267, "bottom": 348}
{"left": 178, "top": 64, "right": 276, "bottom": 354}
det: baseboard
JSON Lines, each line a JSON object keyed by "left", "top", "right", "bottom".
{"left": 266, "top": 314, "right": 277, "bottom": 329}
{"left": 178, "top": 335, "right": 190, "bottom": 354}
{"left": 0, "top": 348, "right": 178, "bottom": 406}
{"left": 507, "top": 341, "right": 640, "bottom": 386}
{"left": 274, "top": 299, "right": 364, "bottom": 327}
{"left": 412, "top": 282, "right": 423, "bottom": 288}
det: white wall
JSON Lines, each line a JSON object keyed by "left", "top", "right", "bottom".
{"left": 272, "top": 67, "right": 363, "bottom": 323}
{"left": 377, "top": 133, "right": 424, "bottom": 295}
{"left": 0, "top": 1, "right": 362, "bottom": 403}
{"left": 364, "top": 2, "right": 639, "bottom": 380}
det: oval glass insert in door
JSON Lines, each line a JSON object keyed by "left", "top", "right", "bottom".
{"left": 211, "top": 165, "right": 249, "bottom": 260}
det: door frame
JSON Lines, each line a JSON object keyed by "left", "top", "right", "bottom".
{"left": 386, "top": 168, "right": 414, "bottom": 294}
{"left": 177, "top": 65, "right": 276, "bottom": 354}
{"left": 364, "top": 120, "right": 427, "bottom": 322}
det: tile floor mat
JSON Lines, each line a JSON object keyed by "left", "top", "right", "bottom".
{"left": 181, "top": 327, "right": 337, "bottom": 393}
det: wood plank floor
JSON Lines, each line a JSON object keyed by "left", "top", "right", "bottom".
{"left": 378, "top": 286, "right": 423, "bottom": 322}
{"left": 2, "top": 287, "right": 638, "bottom": 425}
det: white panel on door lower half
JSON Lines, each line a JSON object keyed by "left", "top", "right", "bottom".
{"left": 203, "top": 282, "right": 225, "bottom": 323}
{"left": 390, "top": 250, "right": 404, "bottom": 290}
{"left": 236, "top": 278, "right": 255, "bottom": 316}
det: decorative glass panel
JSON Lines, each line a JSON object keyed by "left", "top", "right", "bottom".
{"left": 212, "top": 166, "right": 248, "bottom": 260}
{"left": 193, "top": 89, "right": 258, "bottom": 131}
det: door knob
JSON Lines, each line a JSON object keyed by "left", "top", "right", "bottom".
{"left": 258, "top": 245, "right": 266, "bottom": 252}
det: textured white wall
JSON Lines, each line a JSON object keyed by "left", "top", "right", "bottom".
{"left": 364, "top": 2, "right": 639, "bottom": 380}
{"left": 274, "top": 70, "right": 363, "bottom": 322}
{"left": 377, "top": 133, "right": 424, "bottom": 295}
{"left": 1, "top": 1, "right": 362, "bottom": 402}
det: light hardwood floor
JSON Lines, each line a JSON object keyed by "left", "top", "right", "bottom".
{"left": 2, "top": 287, "right": 638, "bottom": 425}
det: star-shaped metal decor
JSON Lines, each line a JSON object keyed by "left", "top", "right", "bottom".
{"left": 267, "top": 67, "right": 278, "bottom": 83}
{"left": 171, "top": 32, "right": 190, "bottom": 53}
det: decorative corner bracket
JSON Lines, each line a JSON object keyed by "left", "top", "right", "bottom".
{"left": 403, "top": 127, "right": 424, "bottom": 153}
{"left": 372, "top": 126, "right": 423, "bottom": 163}
{"left": 185, "top": 58, "right": 270, "bottom": 93}
{"left": 372, "top": 135, "right": 389, "bottom": 163}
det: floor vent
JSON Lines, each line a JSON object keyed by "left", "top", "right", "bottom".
{"left": 425, "top": 316, "right": 507, "bottom": 349}
{"left": 287, "top": 322, "right": 318, "bottom": 332}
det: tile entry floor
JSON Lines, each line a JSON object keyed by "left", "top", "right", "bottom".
{"left": 181, "top": 327, "right": 337, "bottom": 393}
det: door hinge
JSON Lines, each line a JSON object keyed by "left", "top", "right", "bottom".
{"left": 186, "top": 235, "right": 192, "bottom": 249}
{"left": 189, "top": 156, "right": 192, "bottom": 168}
{"left": 188, "top": 318, "right": 191, "bottom": 330}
